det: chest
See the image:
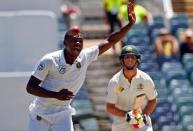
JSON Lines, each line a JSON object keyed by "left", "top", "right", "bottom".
{"left": 49, "top": 56, "right": 87, "bottom": 80}
{"left": 116, "top": 81, "right": 146, "bottom": 100}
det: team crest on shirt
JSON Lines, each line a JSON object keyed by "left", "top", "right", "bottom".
{"left": 58, "top": 65, "right": 66, "bottom": 74}
{"left": 75, "top": 58, "right": 81, "bottom": 69}
{"left": 76, "top": 62, "right": 81, "bottom": 69}
{"left": 37, "top": 62, "right": 45, "bottom": 71}
{"left": 116, "top": 85, "right": 124, "bottom": 93}
{"left": 137, "top": 83, "right": 144, "bottom": 90}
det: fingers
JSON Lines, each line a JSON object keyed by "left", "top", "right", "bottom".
{"left": 56, "top": 89, "right": 74, "bottom": 101}
{"left": 127, "top": 2, "right": 134, "bottom": 13}
{"left": 65, "top": 95, "right": 74, "bottom": 100}
{"left": 128, "top": 12, "right": 136, "bottom": 24}
{"left": 60, "top": 89, "right": 74, "bottom": 96}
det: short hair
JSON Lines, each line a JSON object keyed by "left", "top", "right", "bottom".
{"left": 64, "top": 26, "right": 83, "bottom": 40}
{"left": 159, "top": 28, "right": 170, "bottom": 35}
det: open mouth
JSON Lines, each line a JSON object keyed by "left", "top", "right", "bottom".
{"left": 73, "top": 47, "right": 82, "bottom": 55}
{"left": 75, "top": 47, "right": 81, "bottom": 52}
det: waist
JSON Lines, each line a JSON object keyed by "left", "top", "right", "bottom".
{"left": 29, "top": 98, "right": 72, "bottom": 114}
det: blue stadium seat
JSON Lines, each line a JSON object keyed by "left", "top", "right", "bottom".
{"left": 182, "top": 53, "right": 193, "bottom": 65}
{"left": 164, "top": 70, "right": 188, "bottom": 84}
{"left": 152, "top": 106, "right": 173, "bottom": 121}
{"left": 139, "top": 62, "right": 159, "bottom": 72}
{"left": 156, "top": 115, "right": 177, "bottom": 130}
{"left": 148, "top": 23, "right": 165, "bottom": 43}
{"left": 153, "top": 15, "right": 165, "bottom": 25}
{"left": 79, "top": 118, "right": 100, "bottom": 131}
{"left": 173, "top": 95, "right": 193, "bottom": 112}
{"left": 161, "top": 125, "right": 180, "bottom": 131}
{"left": 184, "top": 62, "right": 193, "bottom": 76}
{"left": 154, "top": 79, "right": 166, "bottom": 89}
{"left": 168, "top": 79, "right": 191, "bottom": 91}
{"left": 72, "top": 99, "right": 95, "bottom": 121}
{"left": 132, "top": 22, "right": 148, "bottom": 31}
{"left": 180, "top": 115, "right": 193, "bottom": 131}
{"left": 178, "top": 105, "right": 193, "bottom": 121}
{"left": 169, "top": 13, "right": 189, "bottom": 37}
{"left": 148, "top": 71, "right": 163, "bottom": 80}
{"left": 157, "top": 88, "right": 170, "bottom": 99}
{"left": 170, "top": 23, "right": 188, "bottom": 37}
{"left": 190, "top": 72, "right": 193, "bottom": 84}
{"left": 161, "top": 62, "right": 183, "bottom": 73}
{"left": 156, "top": 100, "right": 172, "bottom": 109}
{"left": 75, "top": 86, "right": 89, "bottom": 100}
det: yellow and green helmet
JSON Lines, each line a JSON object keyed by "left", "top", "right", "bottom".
{"left": 120, "top": 45, "right": 141, "bottom": 59}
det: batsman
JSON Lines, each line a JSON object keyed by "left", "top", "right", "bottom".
{"left": 106, "top": 45, "right": 157, "bottom": 131}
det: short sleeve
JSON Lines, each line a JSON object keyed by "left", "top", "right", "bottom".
{"left": 32, "top": 56, "right": 52, "bottom": 81}
{"left": 106, "top": 79, "right": 118, "bottom": 104}
{"left": 83, "top": 46, "right": 99, "bottom": 64}
{"left": 144, "top": 78, "right": 158, "bottom": 100}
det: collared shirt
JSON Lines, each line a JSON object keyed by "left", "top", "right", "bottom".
{"left": 106, "top": 69, "right": 157, "bottom": 111}
{"left": 29, "top": 46, "right": 99, "bottom": 114}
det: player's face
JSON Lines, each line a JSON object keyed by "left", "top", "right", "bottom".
{"left": 65, "top": 35, "right": 83, "bottom": 57}
{"left": 123, "top": 54, "right": 138, "bottom": 70}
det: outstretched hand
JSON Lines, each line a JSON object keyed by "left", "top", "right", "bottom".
{"left": 127, "top": 2, "right": 136, "bottom": 25}
{"left": 56, "top": 89, "right": 74, "bottom": 101}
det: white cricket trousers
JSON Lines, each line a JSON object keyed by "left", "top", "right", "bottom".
{"left": 28, "top": 111, "right": 74, "bottom": 131}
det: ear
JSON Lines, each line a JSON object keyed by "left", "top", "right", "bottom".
{"left": 137, "top": 59, "right": 140, "bottom": 66}
{"left": 120, "top": 58, "right": 124, "bottom": 66}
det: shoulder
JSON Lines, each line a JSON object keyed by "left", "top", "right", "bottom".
{"left": 137, "top": 69, "right": 152, "bottom": 81}
{"left": 137, "top": 69, "right": 155, "bottom": 88}
{"left": 82, "top": 46, "right": 99, "bottom": 54}
{"left": 109, "top": 70, "right": 122, "bottom": 84}
{"left": 41, "top": 50, "right": 61, "bottom": 65}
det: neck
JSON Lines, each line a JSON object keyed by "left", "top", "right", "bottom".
{"left": 64, "top": 49, "right": 76, "bottom": 65}
{"left": 123, "top": 68, "right": 137, "bottom": 82}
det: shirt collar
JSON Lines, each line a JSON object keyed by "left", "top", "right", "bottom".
{"left": 120, "top": 68, "right": 140, "bottom": 83}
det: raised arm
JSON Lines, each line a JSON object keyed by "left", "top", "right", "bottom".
{"left": 98, "top": 2, "right": 136, "bottom": 55}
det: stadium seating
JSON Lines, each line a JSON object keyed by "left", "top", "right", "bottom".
{"left": 72, "top": 99, "right": 96, "bottom": 121}
{"left": 190, "top": 72, "right": 193, "bottom": 84}
{"left": 180, "top": 115, "right": 193, "bottom": 131}
{"left": 161, "top": 125, "right": 180, "bottom": 131}
{"left": 182, "top": 53, "right": 193, "bottom": 65}
{"left": 178, "top": 105, "right": 193, "bottom": 121}
{"left": 153, "top": 15, "right": 165, "bottom": 25}
{"left": 161, "top": 62, "right": 183, "bottom": 73}
{"left": 169, "top": 13, "right": 189, "bottom": 37}
{"left": 155, "top": 115, "right": 177, "bottom": 130}
{"left": 79, "top": 118, "right": 100, "bottom": 131}
{"left": 184, "top": 62, "right": 193, "bottom": 76}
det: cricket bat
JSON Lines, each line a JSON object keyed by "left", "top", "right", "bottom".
{"left": 132, "top": 94, "right": 146, "bottom": 113}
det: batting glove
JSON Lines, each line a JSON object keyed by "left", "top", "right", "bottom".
{"left": 125, "top": 110, "right": 147, "bottom": 128}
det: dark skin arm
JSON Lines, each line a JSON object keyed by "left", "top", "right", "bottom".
{"left": 98, "top": 2, "right": 136, "bottom": 55}
{"left": 26, "top": 76, "right": 74, "bottom": 100}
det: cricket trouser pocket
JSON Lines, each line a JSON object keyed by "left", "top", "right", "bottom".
{"left": 29, "top": 110, "right": 72, "bottom": 124}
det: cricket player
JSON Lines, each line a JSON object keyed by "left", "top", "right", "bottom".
{"left": 26, "top": 2, "right": 136, "bottom": 131}
{"left": 106, "top": 45, "right": 157, "bottom": 131}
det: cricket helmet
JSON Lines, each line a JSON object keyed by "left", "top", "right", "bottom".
{"left": 120, "top": 45, "right": 141, "bottom": 59}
